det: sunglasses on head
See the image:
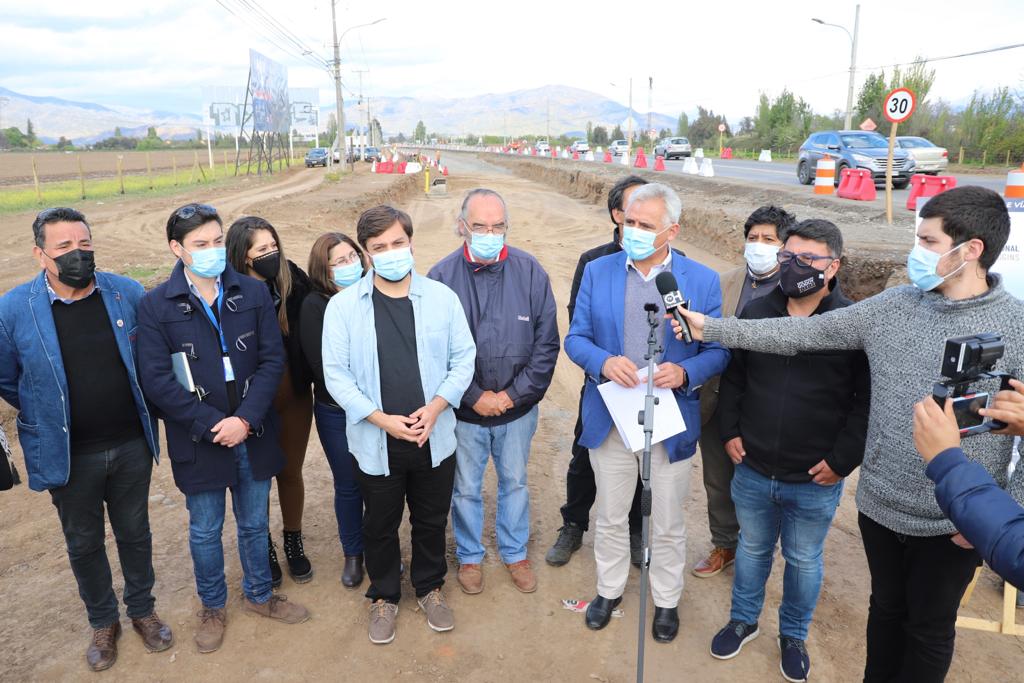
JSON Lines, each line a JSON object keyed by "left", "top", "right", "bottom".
{"left": 174, "top": 204, "right": 218, "bottom": 221}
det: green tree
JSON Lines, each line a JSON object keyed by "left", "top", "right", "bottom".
{"left": 26, "top": 118, "right": 36, "bottom": 145}
{"left": 114, "top": 126, "right": 123, "bottom": 137}
{"left": 610, "top": 124, "right": 624, "bottom": 141}
{"left": 586, "top": 120, "right": 593, "bottom": 143}
{"left": 592, "top": 125, "right": 609, "bottom": 145}
{"left": 414, "top": 120, "right": 426, "bottom": 142}
{"left": 676, "top": 112, "right": 689, "bottom": 136}
{"left": 689, "top": 106, "right": 730, "bottom": 147}
{"left": 55, "top": 136, "right": 73, "bottom": 150}
{"left": 396, "top": 131, "right": 406, "bottom": 143}
{"left": 856, "top": 71, "right": 888, "bottom": 130}
{"left": 4, "top": 126, "right": 27, "bottom": 148}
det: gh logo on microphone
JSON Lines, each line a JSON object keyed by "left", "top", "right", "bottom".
{"left": 663, "top": 290, "right": 685, "bottom": 308}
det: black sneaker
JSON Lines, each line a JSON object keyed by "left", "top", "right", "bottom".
{"left": 710, "top": 620, "right": 759, "bottom": 660}
{"left": 545, "top": 523, "right": 584, "bottom": 566}
{"left": 268, "top": 533, "right": 282, "bottom": 588}
{"left": 283, "top": 530, "right": 314, "bottom": 583}
{"left": 778, "top": 636, "right": 810, "bottom": 682}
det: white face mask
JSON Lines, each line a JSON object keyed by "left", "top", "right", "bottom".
{"left": 744, "top": 242, "right": 780, "bottom": 276}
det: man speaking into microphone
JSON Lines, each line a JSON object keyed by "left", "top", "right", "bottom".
{"left": 565, "top": 182, "right": 730, "bottom": 642}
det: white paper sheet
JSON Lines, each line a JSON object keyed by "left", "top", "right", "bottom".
{"left": 596, "top": 368, "right": 687, "bottom": 453}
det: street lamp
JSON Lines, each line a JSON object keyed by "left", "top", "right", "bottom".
{"left": 812, "top": 3, "right": 860, "bottom": 131}
{"left": 328, "top": 9, "right": 385, "bottom": 170}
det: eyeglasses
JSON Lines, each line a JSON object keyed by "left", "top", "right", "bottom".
{"left": 777, "top": 250, "right": 837, "bottom": 267}
{"left": 331, "top": 251, "right": 362, "bottom": 266}
{"left": 464, "top": 220, "right": 507, "bottom": 236}
{"left": 174, "top": 204, "right": 218, "bottom": 221}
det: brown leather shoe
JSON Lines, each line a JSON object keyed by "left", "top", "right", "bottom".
{"left": 131, "top": 612, "right": 173, "bottom": 653}
{"left": 86, "top": 621, "right": 121, "bottom": 672}
{"left": 194, "top": 607, "right": 227, "bottom": 654}
{"left": 457, "top": 563, "right": 483, "bottom": 595}
{"left": 691, "top": 547, "right": 736, "bottom": 578}
{"left": 506, "top": 560, "right": 538, "bottom": 593}
{"left": 243, "top": 594, "right": 310, "bottom": 624}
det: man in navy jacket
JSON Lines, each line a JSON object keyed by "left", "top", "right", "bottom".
{"left": 428, "top": 188, "right": 560, "bottom": 595}
{"left": 565, "top": 182, "right": 730, "bottom": 642}
{"left": 0, "top": 208, "right": 170, "bottom": 671}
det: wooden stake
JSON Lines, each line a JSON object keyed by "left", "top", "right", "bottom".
{"left": 982, "top": 150, "right": 987, "bottom": 168}
{"left": 78, "top": 155, "right": 86, "bottom": 199}
{"left": 223, "top": 150, "right": 228, "bottom": 179}
{"left": 172, "top": 155, "right": 178, "bottom": 186}
{"left": 31, "top": 156, "right": 42, "bottom": 204}
{"left": 885, "top": 121, "right": 898, "bottom": 225}
{"left": 958, "top": 146, "right": 964, "bottom": 165}
{"left": 117, "top": 155, "right": 125, "bottom": 194}
{"left": 146, "top": 152, "right": 153, "bottom": 190}
{"left": 1007, "top": 150, "right": 1011, "bottom": 167}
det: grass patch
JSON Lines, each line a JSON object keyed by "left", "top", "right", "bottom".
{"left": 121, "top": 266, "right": 161, "bottom": 281}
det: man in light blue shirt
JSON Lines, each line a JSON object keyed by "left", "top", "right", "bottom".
{"left": 322, "top": 205, "right": 476, "bottom": 645}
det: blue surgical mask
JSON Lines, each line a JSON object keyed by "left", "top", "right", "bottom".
{"left": 372, "top": 247, "right": 414, "bottom": 282}
{"left": 469, "top": 232, "right": 505, "bottom": 261}
{"left": 185, "top": 246, "right": 226, "bottom": 279}
{"left": 907, "top": 243, "right": 965, "bottom": 292}
{"left": 622, "top": 226, "right": 666, "bottom": 261}
{"left": 332, "top": 261, "right": 363, "bottom": 288}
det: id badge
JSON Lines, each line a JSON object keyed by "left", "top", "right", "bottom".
{"left": 222, "top": 355, "right": 235, "bottom": 382}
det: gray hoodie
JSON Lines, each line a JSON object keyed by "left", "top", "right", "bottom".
{"left": 704, "top": 276, "right": 1024, "bottom": 536}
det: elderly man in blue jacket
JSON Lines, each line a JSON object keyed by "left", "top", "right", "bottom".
{"left": 428, "top": 188, "right": 560, "bottom": 596}
{"left": 566, "top": 182, "right": 730, "bottom": 643}
{"left": 0, "top": 208, "right": 171, "bottom": 671}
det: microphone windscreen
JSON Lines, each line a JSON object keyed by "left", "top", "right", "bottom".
{"left": 655, "top": 271, "right": 679, "bottom": 296}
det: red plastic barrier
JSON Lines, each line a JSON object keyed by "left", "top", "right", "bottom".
{"left": 906, "top": 174, "right": 957, "bottom": 211}
{"left": 836, "top": 168, "right": 877, "bottom": 202}
{"left": 721, "top": 147, "right": 733, "bottom": 160}
{"left": 572, "top": 150, "right": 580, "bottom": 160}
{"left": 654, "top": 156, "right": 666, "bottom": 171}
{"left": 634, "top": 148, "right": 648, "bottom": 169}
{"left": 603, "top": 150, "right": 612, "bottom": 163}
{"left": 395, "top": 161, "right": 407, "bottom": 174}
{"left": 551, "top": 149, "right": 557, "bottom": 159}
{"left": 382, "top": 161, "right": 394, "bottom": 174}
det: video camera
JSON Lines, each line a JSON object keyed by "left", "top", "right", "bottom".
{"left": 932, "top": 333, "right": 1014, "bottom": 437}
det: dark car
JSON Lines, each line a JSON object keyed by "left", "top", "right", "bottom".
{"left": 797, "top": 131, "right": 915, "bottom": 189}
{"left": 304, "top": 147, "right": 329, "bottom": 168}
{"left": 362, "top": 146, "right": 381, "bottom": 162}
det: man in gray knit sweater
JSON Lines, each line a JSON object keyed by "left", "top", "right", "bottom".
{"left": 670, "top": 186, "right": 1023, "bottom": 682}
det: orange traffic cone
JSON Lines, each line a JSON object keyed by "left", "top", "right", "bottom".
{"left": 634, "top": 148, "right": 648, "bottom": 169}
{"left": 604, "top": 150, "right": 612, "bottom": 163}
{"left": 572, "top": 150, "right": 580, "bottom": 160}
{"left": 814, "top": 155, "right": 836, "bottom": 195}
{"left": 654, "top": 156, "right": 666, "bottom": 171}
{"left": 442, "top": 166, "right": 449, "bottom": 176}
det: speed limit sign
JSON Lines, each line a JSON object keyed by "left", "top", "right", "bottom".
{"left": 883, "top": 88, "right": 916, "bottom": 124}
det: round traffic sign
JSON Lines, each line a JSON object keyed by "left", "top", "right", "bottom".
{"left": 718, "top": 123, "right": 726, "bottom": 132}
{"left": 883, "top": 88, "right": 916, "bottom": 124}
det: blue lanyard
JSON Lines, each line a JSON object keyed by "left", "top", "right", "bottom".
{"left": 197, "top": 291, "right": 229, "bottom": 355}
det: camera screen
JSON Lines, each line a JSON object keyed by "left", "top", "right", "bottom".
{"left": 951, "top": 393, "right": 989, "bottom": 431}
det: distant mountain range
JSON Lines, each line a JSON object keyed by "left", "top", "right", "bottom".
{"left": 0, "top": 84, "right": 680, "bottom": 144}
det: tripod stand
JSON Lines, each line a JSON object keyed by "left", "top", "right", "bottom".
{"left": 635, "top": 303, "right": 662, "bottom": 683}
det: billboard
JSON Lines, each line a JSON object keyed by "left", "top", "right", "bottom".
{"left": 248, "top": 49, "right": 290, "bottom": 134}
{"left": 202, "top": 85, "right": 320, "bottom": 138}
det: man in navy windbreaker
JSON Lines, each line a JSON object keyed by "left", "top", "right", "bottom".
{"left": 428, "top": 188, "right": 560, "bottom": 596}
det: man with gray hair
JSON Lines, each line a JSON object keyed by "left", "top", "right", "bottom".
{"left": 428, "top": 188, "right": 560, "bottom": 595}
{"left": 565, "top": 182, "right": 730, "bottom": 642}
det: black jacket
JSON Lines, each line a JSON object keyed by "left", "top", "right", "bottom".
{"left": 270, "top": 259, "right": 313, "bottom": 393}
{"left": 299, "top": 291, "right": 335, "bottom": 407}
{"left": 717, "top": 280, "right": 870, "bottom": 482}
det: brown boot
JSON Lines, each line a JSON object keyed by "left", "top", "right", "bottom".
{"left": 131, "top": 612, "right": 173, "bottom": 653}
{"left": 194, "top": 607, "right": 227, "bottom": 654}
{"left": 457, "top": 563, "right": 483, "bottom": 595}
{"left": 243, "top": 594, "right": 310, "bottom": 624}
{"left": 691, "top": 547, "right": 736, "bottom": 578}
{"left": 506, "top": 560, "right": 538, "bottom": 593}
{"left": 86, "top": 621, "right": 121, "bottom": 672}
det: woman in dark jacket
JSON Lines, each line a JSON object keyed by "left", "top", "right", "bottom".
{"left": 226, "top": 216, "right": 315, "bottom": 585}
{"left": 137, "top": 203, "right": 308, "bottom": 653}
{"left": 300, "top": 232, "right": 368, "bottom": 587}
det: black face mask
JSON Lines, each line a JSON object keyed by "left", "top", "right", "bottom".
{"left": 251, "top": 251, "right": 281, "bottom": 280}
{"left": 779, "top": 259, "right": 827, "bottom": 299}
{"left": 48, "top": 249, "right": 96, "bottom": 289}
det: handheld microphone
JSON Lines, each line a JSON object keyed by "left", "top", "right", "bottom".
{"left": 655, "top": 271, "right": 692, "bottom": 344}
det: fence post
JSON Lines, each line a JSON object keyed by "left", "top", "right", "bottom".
{"left": 31, "top": 156, "right": 42, "bottom": 204}
{"left": 117, "top": 155, "right": 125, "bottom": 194}
{"left": 146, "top": 152, "right": 153, "bottom": 190}
{"left": 223, "top": 151, "right": 228, "bottom": 179}
{"left": 172, "top": 155, "right": 177, "bottom": 186}
{"left": 982, "top": 150, "right": 987, "bottom": 168}
{"left": 78, "top": 155, "right": 86, "bottom": 200}
{"left": 958, "top": 146, "right": 964, "bottom": 165}
{"left": 1007, "top": 150, "right": 1012, "bottom": 167}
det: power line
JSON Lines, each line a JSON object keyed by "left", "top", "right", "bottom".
{"left": 216, "top": 0, "right": 330, "bottom": 72}
{"left": 241, "top": 0, "right": 330, "bottom": 67}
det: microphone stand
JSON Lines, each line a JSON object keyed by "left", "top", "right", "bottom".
{"left": 636, "top": 303, "right": 662, "bottom": 683}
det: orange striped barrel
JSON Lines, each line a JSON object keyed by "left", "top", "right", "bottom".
{"left": 1006, "top": 164, "right": 1024, "bottom": 199}
{"left": 815, "top": 155, "right": 836, "bottom": 195}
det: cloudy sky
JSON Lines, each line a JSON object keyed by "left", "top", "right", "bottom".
{"left": 2, "top": 0, "right": 1022, "bottom": 125}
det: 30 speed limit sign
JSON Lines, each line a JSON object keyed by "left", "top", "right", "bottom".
{"left": 883, "top": 88, "right": 917, "bottom": 123}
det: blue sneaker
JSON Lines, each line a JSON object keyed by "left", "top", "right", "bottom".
{"left": 778, "top": 636, "right": 810, "bottom": 682}
{"left": 710, "top": 620, "right": 759, "bottom": 659}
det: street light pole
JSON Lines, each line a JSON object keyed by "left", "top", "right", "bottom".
{"left": 813, "top": 3, "right": 860, "bottom": 130}
{"left": 328, "top": 9, "right": 385, "bottom": 171}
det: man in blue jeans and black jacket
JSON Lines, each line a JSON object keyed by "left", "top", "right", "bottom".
{"left": 429, "top": 188, "right": 560, "bottom": 595}
{"left": 0, "top": 208, "right": 171, "bottom": 671}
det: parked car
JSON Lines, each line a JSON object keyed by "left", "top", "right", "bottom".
{"left": 570, "top": 139, "right": 590, "bottom": 154}
{"left": 362, "top": 146, "right": 381, "bottom": 162}
{"left": 305, "top": 147, "right": 329, "bottom": 167}
{"left": 536, "top": 139, "right": 551, "bottom": 155}
{"left": 654, "top": 137, "right": 692, "bottom": 159}
{"left": 896, "top": 136, "right": 948, "bottom": 174}
{"left": 609, "top": 139, "right": 630, "bottom": 156}
{"left": 797, "top": 131, "right": 915, "bottom": 189}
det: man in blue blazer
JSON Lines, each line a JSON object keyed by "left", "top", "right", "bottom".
{"left": 565, "top": 182, "right": 730, "bottom": 642}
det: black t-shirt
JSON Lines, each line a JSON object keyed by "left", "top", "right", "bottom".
{"left": 372, "top": 287, "right": 426, "bottom": 453}
{"left": 51, "top": 291, "right": 144, "bottom": 453}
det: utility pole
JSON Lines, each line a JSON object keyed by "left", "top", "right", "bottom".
{"left": 329, "top": 1, "right": 348, "bottom": 170}
{"left": 546, "top": 98, "right": 550, "bottom": 145}
{"left": 627, "top": 78, "right": 633, "bottom": 157}
{"left": 846, "top": 5, "right": 860, "bottom": 131}
{"left": 646, "top": 76, "right": 653, "bottom": 141}
{"left": 353, "top": 68, "right": 369, "bottom": 159}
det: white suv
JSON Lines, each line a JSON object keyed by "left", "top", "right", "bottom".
{"left": 609, "top": 139, "right": 630, "bottom": 156}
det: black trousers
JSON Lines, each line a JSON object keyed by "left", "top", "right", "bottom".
{"left": 356, "top": 445, "right": 456, "bottom": 603}
{"left": 858, "top": 512, "right": 981, "bottom": 683}
{"left": 49, "top": 436, "right": 156, "bottom": 629}
{"left": 560, "top": 386, "right": 641, "bottom": 532}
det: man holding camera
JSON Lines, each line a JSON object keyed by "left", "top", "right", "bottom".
{"left": 669, "top": 186, "right": 1024, "bottom": 682}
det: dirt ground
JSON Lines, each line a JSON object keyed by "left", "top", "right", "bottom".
{"left": 0, "top": 154, "right": 1021, "bottom": 682}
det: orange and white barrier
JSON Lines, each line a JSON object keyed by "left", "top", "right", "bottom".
{"left": 992, "top": 163, "right": 1024, "bottom": 300}
{"left": 814, "top": 155, "right": 836, "bottom": 195}
{"left": 1007, "top": 163, "right": 1024, "bottom": 199}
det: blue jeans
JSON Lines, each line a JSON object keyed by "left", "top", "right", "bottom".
{"left": 313, "top": 401, "right": 364, "bottom": 556}
{"left": 729, "top": 462, "right": 843, "bottom": 640}
{"left": 184, "top": 445, "right": 273, "bottom": 608}
{"left": 452, "top": 406, "right": 538, "bottom": 564}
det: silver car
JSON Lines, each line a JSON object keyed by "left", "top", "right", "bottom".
{"left": 609, "top": 139, "right": 630, "bottom": 156}
{"left": 654, "top": 137, "right": 692, "bottom": 159}
{"left": 896, "top": 136, "right": 948, "bottom": 175}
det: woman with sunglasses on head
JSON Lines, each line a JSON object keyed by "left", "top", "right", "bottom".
{"left": 226, "top": 217, "right": 315, "bottom": 587}
{"left": 137, "top": 203, "right": 309, "bottom": 655}
{"left": 299, "top": 232, "right": 368, "bottom": 587}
